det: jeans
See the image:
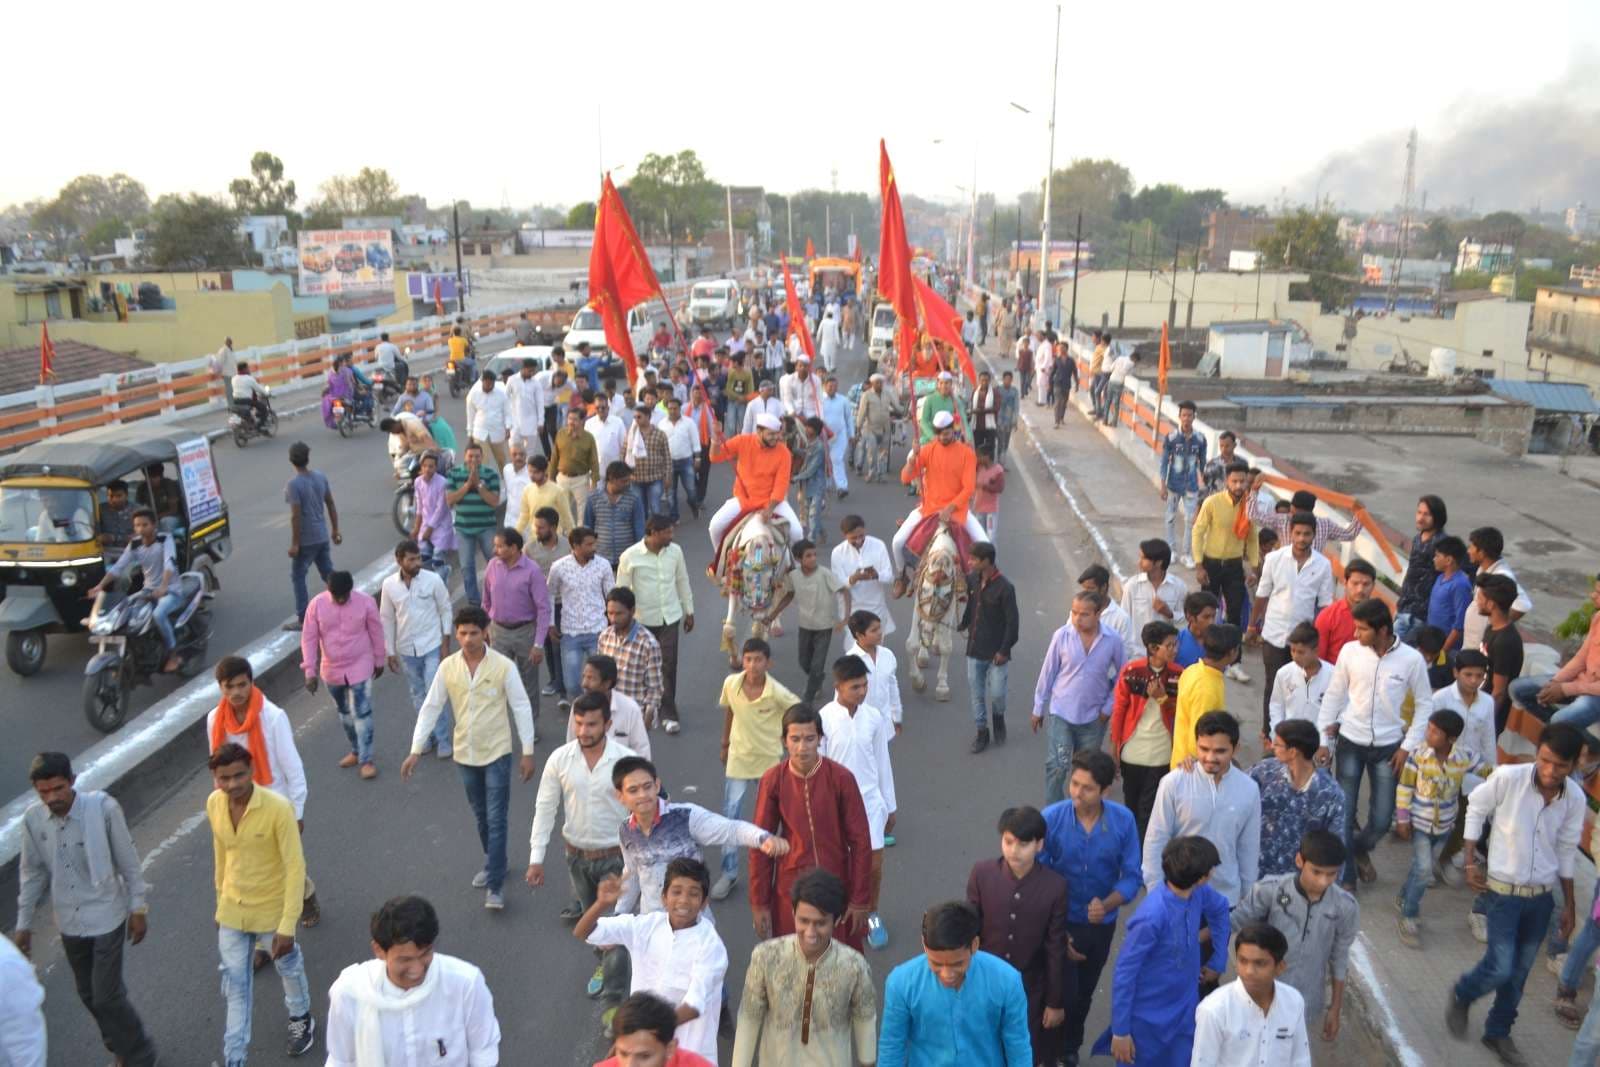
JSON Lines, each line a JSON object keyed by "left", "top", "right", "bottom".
{"left": 720, "top": 777, "right": 759, "bottom": 878}
{"left": 966, "top": 656, "right": 1008, "bottom": 729}
{"left": 798, "top": 627, "right": 832, "bottom": 706}
{"left": 567, "top": 850, "right": 628, "bottom": 1004}
{"left": 1394, "top": 611, "right": 1423, "bottom": 644}
{"left": 560, "top": 630, "right": 600, "bottom": 695}
{"left": 1454, "top": 889, "right": 1555, "bottom": 1039}
{"left": 1103, "top": 384, "right": 1124, "bottom": 426}
{"left": 1202, "top": 556, "right": 1248, "bottom": 627}
{"left": 457, "top": 753, "right": 513, "bottom": 893}
{"left": 997, "top": 426, "right": 1014, "bottom": 463}
{"left": 727, "top": 401, "right": 747, "bottom": 439}
{"left": 61, "top": 922, "right": 157, "bottom": 1065}
{"left": 329, "top": 680, "right": 375, "bottom": 764}
{"left": 1089, "top": 371, "right": 1111, "bottom": 417}
{"left": 290, "top": 540, "right": 334, "bottom": 621}
{"left": 1511, "top": 674, "right": 1600, "bottom": 730}
{"left": 802, "top": 490, "right": 826, "bottom": 543}
{"left": 1335, "top": 733, "right": 1399, "bottom": 885}
{"left": 217, "top": 925, "right": 311, "bottom": 1066}
{"left": 1164, "top": 492, "right": 1197, "bottom": 561}
{"left": 150, "top": 590, "right": 184, "bottom": 651}
{"left": 420, "top": 541, "right": 454, "bottom": 589}
{"left": 401, "top": 649, "right": 452, "bottom": 753}
{"left": 1559, "top": 882, "right": 1600, "bottom": 992}
{"left": 668, "top": 458, "right": 697, "bottom": 521}
{"left": 1398, "top": 827, "right": 1451, "bottom": 918}
{"left": 1259, "top": 641, "right": 1291, "bottom": 738}
{"left": 636, "top": 479, "right": 664, "bottom": 519}
{"left": 1573, "top": 990, "right": 1600, "bottom": 1067}
{"left": 458, "top": 527, "right": 496, "bottom": 607}
{"left": 1044, "top": 716, "right": 1107, "bottom": 805}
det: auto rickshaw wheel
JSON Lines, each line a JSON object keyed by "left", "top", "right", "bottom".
{"left": 83, "top": 664, "right": 127, "bottom": 732}
{"left": 6, "top": 629, "right": 46, "bottom": 676}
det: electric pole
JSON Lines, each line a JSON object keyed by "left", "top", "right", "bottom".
{"left": 1118, "top": 229, "right": 1134, "bottom": 328}
{"left": 1167, "top": 231, "right": 1181, "bottom": 333}
{"left": 1387, "top": 127, "right": 1417, "bottom": 312}
{"left": 452, "top": 201, "right": 465, "bottom": 314}
{"left": 1038, "top": 1, "right": 1061, "bottom": 321}
{"left": 1067, "top": 209, "right": 1083, "bottom": 340}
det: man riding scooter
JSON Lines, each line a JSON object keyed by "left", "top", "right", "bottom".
{"left": 91, "top": 508, "right": 184, "bottom": 674}
{"left": 229, "top": 360, "right": 272, "bottom": 431}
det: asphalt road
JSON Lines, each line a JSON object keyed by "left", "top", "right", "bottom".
{"left": 24, "top": 333, "right": 1387, "bottom": 1066}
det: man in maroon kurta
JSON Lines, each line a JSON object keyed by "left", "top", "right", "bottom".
{"left": 749, "top": 705, "right": 873, "bottom": 951}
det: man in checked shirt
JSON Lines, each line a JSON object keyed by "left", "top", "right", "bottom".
{"left": 598, "top": 587, "right": 663, "bottom": 729}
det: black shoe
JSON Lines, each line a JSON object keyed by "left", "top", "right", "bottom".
{"left": 992, "top": 715, "right": 1007, "bottom": 744}
{"left": 1445, "top": 995, "right": 1469, "bottom": 1040}
{"left": 1062, "top": 1052, "right": 1080, "bottom": 1067}
{"left": 1480, "top": 1036, "right": 1528, "bottom": 1066}
{"left": 286, "top": 1013, "right": 315, "bottom": 1057}
{"left": 839, "top": 489, "right": 849, "bottom": 499}
{"left": 970, "top": 727, "right": 990, "bottom": 754}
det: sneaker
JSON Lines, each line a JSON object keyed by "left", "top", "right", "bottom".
{"left": 471, "top": 870, "right": 490, "bottom": 889}
{"left": 586, "top": 964, "right": 605, "bottom": 998}
{"left": 884, "top": 834, "right": 897, "bottom": 847}
{"left": 970, "top": 727, "right": 990, "bottom": 755}
{"left": 1445, "top": 994, "right": 1469, "bottom": 1039}
{"left": 436, "top": 746, "right": 453, "bottom": 760}
{"left": 601, "top": 1006, "right": 618, "bottom": 1040}
{"left": 1225, "top": 663, "right": 1251, "bottom": 683}
{"left": 866, "top": 913, "right": 888, "bottom": 950}
{"left": 281, "top": 620, "right": 303, "bottom": 632}
{"left": 1469, "top": 912, "right": 1489, "bottom": 943}
{"left": 992, "top": 715, "right": 1007, "bottom": 745}
{"left": 1434, "top": 860, "right": 1459, "bottom": 888}
{"left": 1181, "top": 555, "right": 1196, "bottom": 569}
{"left": 1556, "top": 993, "right": 1584, "bottom": 1029}
{"left": 711, "top": 874, "right": 737, "bottom": 901}
{"left": 285, "top": 1013, "right": 315, "bottom": 1057}
{"left": 542, "top": 682, "right": 560, "bottom": 697}
{"left": 484, "top": 890, "right": 505, "bottom": 911}
{"left": 300, "top": 892, "right": 322, "bottom": 928}
{"left": 1548, "top": 952, "right": 1569, "bottom": 977}
{"left": 1355, "top": 852, "right": 1377, "bottom": 884}
{"left": 1397, "top": 916, "right": 1422, "bottom": 948}
{"left": 663, "top": 719, "right": 681, "bottom": 735}
{"left": 1480, "top": 1035, "right": 1529, "bottom": 1066}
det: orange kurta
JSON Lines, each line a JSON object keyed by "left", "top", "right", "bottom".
{"left": 712, "top": 433, "right": 792, "bottom": 509}
{"left": 902, "top": 439, "right": 977, "bottom": 522}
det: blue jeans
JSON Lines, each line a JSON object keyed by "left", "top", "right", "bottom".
{"left": 1572, "top": 972, "right": 1600, "bottom": 1066}
{"left": 290, "top": 541, "right": 333, "bottom": 621}
{"left": 1454, "top": 889, "right": 1555, "bottom": 1039}
{"left": 1044, "top": 716, "right": 1107, "bottom": 805}
{"left": 1398, "top": 827, "right": 1451, "bottom": 918}
{"left": 458, "top": 753, "right": 512, "bottom": 893}
{"left": 1394, "top": 611, "right": 1423, "bottom": 644}
{"left": 636, "top": 479, "right": 664, "bottom": 519}
{"left": 966, "top": 656, "right": 1009, "bottom": 729}
{"left": 1335, "top": 733, "right": 1398, "bottom": 885}
{"left": 150, "top": 590, "right": 184, "bottom": 651}
{"left": 1163, "top": 491, "right": 1196, "bottom": 561}
{"left": 1511, "top": 674, "right": 1600, "bottom": 730}
{"left": 217, "top": 925, "right": 310, "bottom": 1067}
{"left": 458, "top": 528, "right": 496, "bottom": 607}
{"left": 1560, "top": 886, "right": 1600, "bottom": 994}
{"left": 329, "top": 680, "right": 374, "bottom": 765}
{"left": 668, "top": 458, "right": 697, "bottom": 521}
{"left": 727, "top": 401, "right": 747, "bottom": 438}
{"left": 720, "top": 777, "right": 758, "bottom": 879}
{"left": 401, "top": 650, "right": 452, "bottom": 754}
{"left": 420, "top": 541, "right": 453, "bottom": 589}
{"left": 560, "top": 631, "right": 600, "bottom": 695}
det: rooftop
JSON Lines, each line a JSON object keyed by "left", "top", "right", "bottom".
{"left": 0, "top": 340, "right": 151, "bottom": 396}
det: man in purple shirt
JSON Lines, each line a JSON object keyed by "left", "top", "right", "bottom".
{"left": 483, "top": 527, "right": 552, "bottom": 731}
{"left": 1032, "top": 590, "right": 1127, "bottom": 804}
{"left": 410, "top": 451, "right": 456, "bottom": 586}
{"left": 302, "top": 570, "right": 386, "bottom": 779}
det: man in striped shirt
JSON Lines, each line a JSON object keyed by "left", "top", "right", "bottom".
{"left": 1249, "top": 477, "right": 1362, "bottom": 554}
{"left": 598, "top": 587, "right": 662, "bottom": 729}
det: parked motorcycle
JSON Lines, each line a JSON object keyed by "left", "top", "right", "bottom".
{"left": 81, "top": 573, "right": 212, "bottom": 732}
{"left": 228, "top": 392, "right": 278, "bottom": 447}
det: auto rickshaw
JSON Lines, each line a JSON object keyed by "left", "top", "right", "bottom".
{"left": 0, "top": 427, "right": 232, "bottom": 676}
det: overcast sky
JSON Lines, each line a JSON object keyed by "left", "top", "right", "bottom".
{"left": 9, "top": 0, "right": 1598, "bottom": 216}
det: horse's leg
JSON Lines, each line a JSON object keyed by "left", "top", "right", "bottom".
{"left": 907, "top": 624, "right": 926, "bottom": 693}
{"left": 722, "top": 594, "right": 738, "bottom": 669}
{"left": 934, "top": 632, "right": 952, "bottom": 702}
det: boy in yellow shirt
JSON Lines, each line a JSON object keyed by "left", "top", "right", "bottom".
{"left": 1172, "top": 623, "right": 1242, "bottom": 768}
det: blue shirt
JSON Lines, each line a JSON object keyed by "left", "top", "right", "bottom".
{"left": 879, "top": 950, "right": 1032, "bottom": 1067}
{"left": 583, "top": 486, "right": 646, "bottom": 566}
{"left": 1032, "top": 624, "right": 1126, "bottom": 725}
{"left": 576, "top": 356, "right": 605, "bottom": 393}
{"left": 285, "top": 470, "right": 331, "bottom": 546}
{"left": 1426, "top": 568, "right": 1473, "bottom": 637}
{"left": 1159, "top": 430, "right": 1206, "bottom": 495}
{"left": 1175, "top": 628, "right": 1204, "bottom": 668}
{"left": 1039, "top": 799, "right": 1142, "bottom": 924}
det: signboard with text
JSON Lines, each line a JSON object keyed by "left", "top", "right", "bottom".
{"left": 177, "top": 437, "right": 223, "bottom": 527}
{"left": 297, "top": 229, "right": 394, "bottom": 296}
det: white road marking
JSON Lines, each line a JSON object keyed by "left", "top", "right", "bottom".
{"left": 139, "top": 811, "right": 207, "bottom": 871}
{"left": 1348, "top": 936, "right": 1426, "bottom": 1067}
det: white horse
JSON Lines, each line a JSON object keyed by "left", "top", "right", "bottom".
{"left": 713, "top": 510, "right": 793, "bottom": 670}
{"left": 905, "top": 523, "right": 968, "bottom": 701}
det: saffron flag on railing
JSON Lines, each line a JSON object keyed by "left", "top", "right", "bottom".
{"left": 589, "top": 174, "right": 666, "bottom": 385}
{"left": 1158, "top": 321, "right": 1171, "bottom": 397}
{"left": 38, "top": 322, "right": 56, "bottom": 385}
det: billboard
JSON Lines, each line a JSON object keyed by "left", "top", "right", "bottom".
{"left": 297, "top": 229, "right": 394, "bottom": 296}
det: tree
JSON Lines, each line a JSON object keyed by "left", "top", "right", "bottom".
{"left": 29, "top": 198, "right": 77, "bottom": 257}
{"left": 1420, "top": 217, "right": 1456, "bottom": 259}
{"left": 624, "top": 150, "right": 720, "bottom": 240}
{"left": 57, "top": 173, "right": 149, "bottom": 230}
{"left": 1257, "top": 211, "right": 1353, "bottom": 310}
{"left": 1042, "top": 158, "right": 1134, "bottom": 238}
{"left": 228, "top": 152, "right": 297, "bottom": 215}
{"left": 316, "top": 167, "right": 404, "bottom": 217}
{"left": 144, "top": 195, "right": 243, "bottom": 268}
{"left": 566, "top": 202, "right": 597, "bottom": 229}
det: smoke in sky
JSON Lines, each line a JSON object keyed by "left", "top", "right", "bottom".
{"left": 1289, "top": 60, "right": 1600, "bottom": 214}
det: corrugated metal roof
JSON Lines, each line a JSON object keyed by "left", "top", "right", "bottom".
{"left": 1485, "top": 378, "right": 1600, "bottom": 415}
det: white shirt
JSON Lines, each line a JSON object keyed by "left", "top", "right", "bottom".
{"left": 374, "top": 341, "right": 401, "bottom": 371}
{"left": 379, "top": 568, "right": 452, "bottom": 658}
{"left": 742, "top": 395, "right": 785, "bottom": 435}
{"left": 817, "top": 700, "right": 897, "bottom": 849}
{"left": 1268, "top": 660, "right": 1333, "bottom": 728}
{"left": 528, "top": 737, "right": 636, "bottom": 863}
{"left": 780, "top": 371, "right": 822, "bottom": 419}
{"left": 0, "top": 933, "right": 46, "bottom": 1067}
{"left": 1317, "top": 637, "right": 1433, "bottom": 748}
{"left": 464, "top": 380, "right": 509, "bottom": 440}
{"left": 818, "top": 317, "right": 842, "bottom": 356}
{"left": 565, "top": 689, "right": 651, "bottom": 760}
{"left": 1253, "top": 546, "right": 1335, "bottom": 647}
{"left": 1100, "top": 598, "right": 1141, "bottom": 661}
{"left": 845, "top": 641, "right": 904, "bottom": 725}
{"left": 587, "top": 912, "right": 728, "bottom": 1064}
{"left": 206, "top": 697, "right": 308, "bottom": 818}
{"left": 1191, "top": 979, "right": 1311, "bottom": 1067}
{"left": 585, "top": 414, "right": 627, "bottom": 471}
{"left": 504, "top": 371, "right": 545, "bottom": 437}
{"left": 1461, "top": 557, "right": 1533, "bottom": 652}
{"left": 1406, "top": 683, "right": 1497, "bottom": 769}
{"left": 230, "top": 372, "right": 267, "bottom": 401}
{"left": 662, "top": 415, "right": 701, "bottom": 460}
{"left": 1120, "top": 571, "right": 1187, "bottom": 645}
{"left": 831, "top": 536, "right": 896, "bottom": 637}
{"left": 1465, "top": 761, "right": 1586, "bottom": 887}
{"left": 325, "top": 954, "right": 500, "bottom": 1067}
{"left": 502, "top": 464, "right": 532, "bottom": 534}
{"left": 1107, "top": 354, "right": 1137, "bottom": 385}
{"left": 1143, "top": 765, "right": 1262, "bottom": 904}
{"left": 765, "top": 339, "right": 786, "bottom": 371}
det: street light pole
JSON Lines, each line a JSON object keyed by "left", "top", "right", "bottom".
{"left": 787, "top": 196, "right": 794, "bottom": 259}
{"left": 1038, "top": 1, "right": 1061, "bottom": 322}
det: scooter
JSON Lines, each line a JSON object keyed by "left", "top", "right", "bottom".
{"left": 228, "top": 391, "right": 278, "bottom": 447}
{"left": 81, "top": 574, "right": 212, "bottom": 732}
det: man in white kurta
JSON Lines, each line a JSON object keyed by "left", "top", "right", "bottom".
{"left": 845, "top": 634, "right": 904, "bottom": 731}
{"left": 585, "top": 905, "right": 728, "bottom": 1064}
{"left": 584, "top": 399, "right": 628, "bottom": 473}
{"left": 1033, "top": 333, "right": 1054, "bottom": 406}
{"left": 816, "top": 662, "right": 897, "bottom": 947}
{"left": 503, "top": 359, "right": 545, "bottom": 453}
{"left": 817, "top": 311, "right": 843, "bottom": 373}
{"left": 780, "top": 356, "right": 823, "bottom": 420}
{"left": 831, "top": 525, "right": 896, "bottom": 637}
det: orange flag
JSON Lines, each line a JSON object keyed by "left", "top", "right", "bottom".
{"left": 39, "top": 322, "right": 56, "bottom": 384}
{"left": 912, "top": 276, "right": 975, "bottom": 384}
{"left": 589, "top": 174, "right": 666, "bottom": 385}
{"left": 804, "top": 237, "right": 816, "bottom": 261}
{"left": 781, "top": 260, "right": 816, "bottom": 361}
{"left": 1158, "top": 321, "right": 1171, "bottom": 397}
{"left": 851, "top": 241, "right": 861, "bottom": 264}
{"left": 432, "top": 277, "right": 445, "bottom": 318}
{"left": 877, "top": 140, "right": 918, "bottom": 372}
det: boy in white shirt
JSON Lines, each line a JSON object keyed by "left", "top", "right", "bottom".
{"left": 1121, "top": 538, "right": 1187, "bottom": 642}
{"left": 1404, "top": 649, "right": 1496, "bottom": 779}
{"left": 818, "top": 656, "right": 896, "bottom": 949}
{"left": 325, "top": 895, "right": 500, "bottom": 1065}
{"left": 1081, "top": 564, "right": 1139, "bottom": 660}
{"left": 1268, "top": 622, "right": 1333, "bottom": 733}
{"left": 564, "top": 653, "right": 651, "bottom": 760}
{"left": 578, "top": 859, "right": 728, "bottom": 1062}
{"left": 845, "top": 609, "right": 904, "bottom": 735}
{"left": 1192, "top": 923, "right": 1312, "bottom": 1066}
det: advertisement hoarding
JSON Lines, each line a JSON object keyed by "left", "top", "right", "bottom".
{"left": 297, "top": 229, "right": 394, "bottom": 296}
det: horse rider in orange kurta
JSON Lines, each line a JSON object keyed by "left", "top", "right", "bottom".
{"left": 707, "top": 411, "right": 805, "bottom": 549}
{"left": 890, "top": 409, "right": 988, "bottom": 592}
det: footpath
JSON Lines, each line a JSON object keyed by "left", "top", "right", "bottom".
{"left": 971, "top": 329, "right": 1594, "bottom": 1067}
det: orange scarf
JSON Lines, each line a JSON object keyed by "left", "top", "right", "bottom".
{"left": 211, "top": 686, "right": 274, "bottom": 786}
{"left": 1231, "top": 492, "right": 1253, "bottom": 542}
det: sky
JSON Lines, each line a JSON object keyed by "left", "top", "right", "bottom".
{"left": 8, "top": 0, "right": 1599, "bottom": 217}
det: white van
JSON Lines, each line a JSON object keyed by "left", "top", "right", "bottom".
{"left": 868, "top": 301, "right": 898, "bottom": 366}
{"left": 564, "top": 303, "right": 654, "bottom": 371}
{"left": 689, "top": 280, "right": 740, "bottom": 326}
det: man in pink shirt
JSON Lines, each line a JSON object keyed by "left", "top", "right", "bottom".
{"left": 1512, "top": 572, "right": 1600, "bottom": 729}
{"left": 302, "top": 570, "right": 386, "bottom": 779}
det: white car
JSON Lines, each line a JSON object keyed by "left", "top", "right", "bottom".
{"left": 486, "top": 346, "right": 554, "bottom": 380}
{"left": 563, "top": 305, "right": 653, "bottom": 372}
{"left": 689, "top": 280, "right": 740, "bottom": 326}
{"left": 868, "top": 301, "right": 898, "bottom": 364}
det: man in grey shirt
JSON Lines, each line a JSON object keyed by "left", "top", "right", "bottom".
{"left": 16, "top": 751, "right": 157, "bottom": 1066}
{"left": 93, "top": 506, "right": 183, "bottom": 673}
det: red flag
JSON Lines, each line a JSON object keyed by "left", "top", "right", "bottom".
{"left": 877, "top": 141, "right": 917, "bottom": 372}
{"left": 781, "top": 260, "right": 816, "bottom": 361}
{"left": 1158, "top": 321, "right": 1171, "bottom": 397}
{"left": 589, "top": 174, "right": 668, "bottom": 385}
{"left": 38, "top": 322, "right": 56, "bottom": 384}
{"left": 851, "top": 242, "right": 861, "bottom": 264}
{"left": 804, "top": 237, "right": 816, "bottom": 261}
{"left": 432, "top": 278, "right": 445, "bottom": 318}
{"left": 912, "top": 276, "right": 975, "bottom": 384}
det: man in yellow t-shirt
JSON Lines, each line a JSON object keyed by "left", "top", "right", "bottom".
{"left": 715, "top": 637, "right": 801, "bottom": 900}
{"left": 1170, "top": 622, "right": 1242, "bottom": 768}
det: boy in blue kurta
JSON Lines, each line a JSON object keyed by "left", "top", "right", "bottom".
{"left": 1093, "top": 835, "right": 1231, "bottom": 1066}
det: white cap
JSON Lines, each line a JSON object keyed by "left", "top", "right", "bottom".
{"left": 755, "top": 413, "right": 782, "bottom": 431}
{"left": 937, "top": 370, "right": 955, "bottom": 381}
{"left": 932, "top": 411, "right": 955, "bottom": 429}
{"left": 870, "top": 372, "right": 884, "bottom": 382}
{"left": 795, "top": 353, "right": 812, "bottom": 364}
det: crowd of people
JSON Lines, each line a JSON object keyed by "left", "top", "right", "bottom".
{"left": 9, "top": 284, "right": 1600, "bottom": 1067}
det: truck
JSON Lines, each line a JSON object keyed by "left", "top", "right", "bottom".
{"left": 689, "top": 280, "right": 740, "bottom": 327}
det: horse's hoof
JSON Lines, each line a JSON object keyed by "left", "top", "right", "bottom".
{"left": 910, "top": 675, "right": 926, "bottom": 693}
{"left": 935, "top": 687, "right": 950, "bottom": 702}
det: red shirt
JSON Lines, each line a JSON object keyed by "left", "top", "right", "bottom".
{"left": 594, "top": 1053, "right": 713, "bottom": 1067}
{"left": 1316, "top": 598, "right": 1357, "bottom": 664}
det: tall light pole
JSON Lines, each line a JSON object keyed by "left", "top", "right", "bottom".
{"left": 786, "top": 196, "right": 794, "bottom": 259}
{"left": 1038, "top": 2, "right": 1061, "bottom": 322}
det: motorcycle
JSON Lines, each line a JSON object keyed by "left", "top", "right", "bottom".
{"left": 228, "top": 391, "right": 278, "bottom": 447}
{"left": 372, "top": 367, "right": 403, "bottom": 408}
{"left": 333, "top": 389, "right": 377, "bottom": 438}
{"left": 445, "top": 357, "right": 475, "bottom": 399}
{"left": 81, "top": 573, "right": 212, "bottom": 732}
{"left": 392, "top": 452, "right": 420, "bottom": 536}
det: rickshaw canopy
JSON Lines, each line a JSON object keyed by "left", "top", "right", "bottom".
{"left": 0, "top": 428, "right": 192, "bottom": 485}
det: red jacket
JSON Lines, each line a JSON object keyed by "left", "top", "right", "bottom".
{"left": 1109, "top": 657, "right": 1184, "bottom": 752}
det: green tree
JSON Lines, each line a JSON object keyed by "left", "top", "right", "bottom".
{"left": 58, "top": 173, "right": 149, "bottom": 229}
{"left": 83, "top": 217, "right": 131, "bottom": 254}
{"left": 624, "top": 150, "right": 720, "bottom": 240}
{"left": 565, "top": 202, "right": 597, "bottom": 229}
{"left": 1420, "top": 217, "right": 1456, "bottom": 259}
{"left": 144, "top": 195, "right": 243, "bottom": 268}
{"left": 316, "top": 167, "right": 404, "bottom": 217}
{"left": 1042, "top": 158, "right": 1134, "bottom": 238}
{"left": 1257, "top": 211, "right": 1353, "bottom": 310}
{"left": 29, "top": 198, "right": 77, "bottom": 257}
{"left": 228, "top": 152, "right": 297, "bottom": 215}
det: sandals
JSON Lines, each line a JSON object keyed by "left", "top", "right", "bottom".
{"left": 1555, "top": 994, "right": 1583, "bottom": 1029}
